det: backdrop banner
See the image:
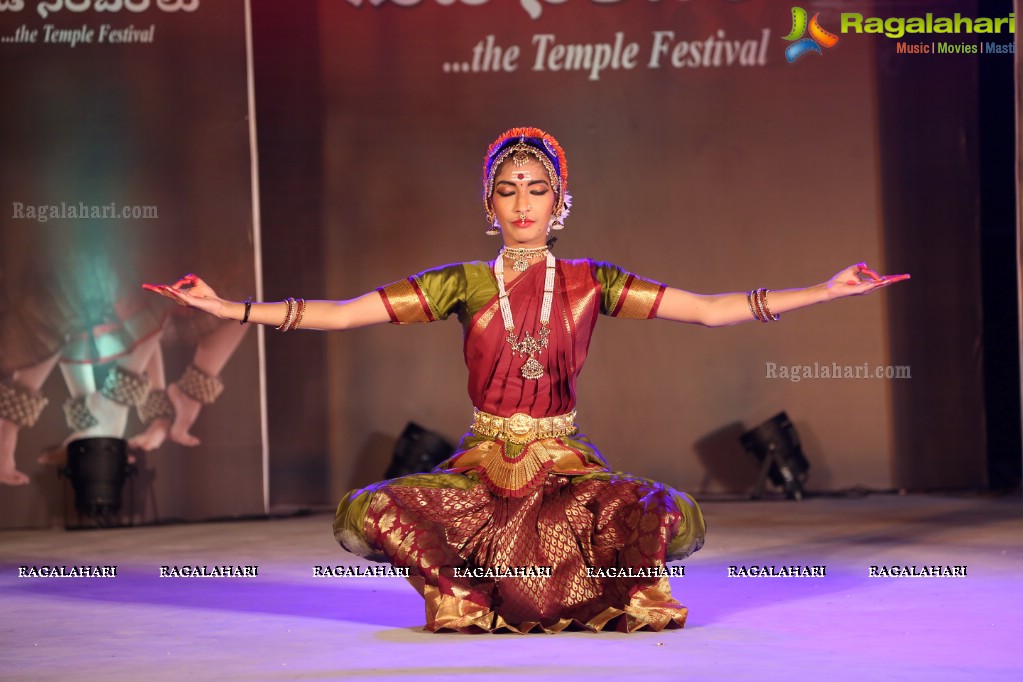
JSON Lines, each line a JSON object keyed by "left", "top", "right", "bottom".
{"left": 0, "top": 0, "right": 265, "bottom": 528}
{"left": 317, "top": 0, "right": 929, "bottom": 499}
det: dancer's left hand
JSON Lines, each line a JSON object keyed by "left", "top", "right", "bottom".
{"left": 142, "top": 273, "right": 226, "bottom": 318}
{"left": 825, "top": 263, "right": 910, "bottom": 299}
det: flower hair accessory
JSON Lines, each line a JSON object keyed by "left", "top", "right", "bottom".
{"left": 482, "top": 127, "right": 572, "bottom": 230}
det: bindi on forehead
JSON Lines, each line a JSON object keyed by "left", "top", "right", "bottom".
{"left": 497, "top": 159, "right": 548, "bottom": 185}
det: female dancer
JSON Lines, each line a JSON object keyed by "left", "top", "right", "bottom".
{"left": 145, "top": 127, "right": 908, "bottom": 632}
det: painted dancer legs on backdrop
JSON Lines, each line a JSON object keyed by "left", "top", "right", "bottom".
{"left": 59, "top": 334, "right": 162, "bottom": 443}
{"left": 30, "top": 317, "right": 249, "bottom": 473}
{"left": 0, "top": 353, "right": 61, "bottom": 486}
{"left": 165, "top": 320, "right": 249, "bottom": 447}
{"left": 128, "top": 320, "right": 249, "bottom": 450}
{"left": 35, "top": 333, "right": 164, "bottom": 467}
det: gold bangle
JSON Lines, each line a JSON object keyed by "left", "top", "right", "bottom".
{"left": 288, "top": 298, "right": 306, "bottom": 331}
{"left": 753, "top": 288, "right": 767, "bottom": 323}
{"left": 758, "top": 288, "right": 780, "bottom": 322}
{"left": 747, "top": 290, "right": 762, "bottom": 322}
{"left": 277, "top": 297, "right": 296, "bottom": 332}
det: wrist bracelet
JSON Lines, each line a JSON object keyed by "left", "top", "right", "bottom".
{"left": 240, "top": 297, "right": 253, "bottom": 325}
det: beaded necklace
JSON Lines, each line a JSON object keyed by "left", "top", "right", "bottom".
{"left": 494, "top": 251, "right": 556, "bottom": 380}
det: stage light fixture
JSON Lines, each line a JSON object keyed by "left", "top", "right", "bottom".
{"left": 384, "top": 422, "right": 455, "bottom": 478}
{"left": 740, "top": 411, "right": 810, "bottom": 501}
{"left": 61, "top": 437, "right": 136, "bottom": 526}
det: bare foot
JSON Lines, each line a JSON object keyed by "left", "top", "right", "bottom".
{"left": 128, "top": 418, "right": 171, "bottom": 452}
{"left": 0, "top": 465, "right": 29, "bottom": 486}
{"left": 167, "top": 383, "right": 201, "bottom": 446}
{"left": 1, "top": 423, "right": 30, "bottom": 485}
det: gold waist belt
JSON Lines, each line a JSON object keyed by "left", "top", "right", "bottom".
{"left": 471, "top": 408, "right": 578, "bottom": 445}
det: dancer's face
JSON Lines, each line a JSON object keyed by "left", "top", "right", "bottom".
{"left": 490, "top": 157, "right": 556, "bottom": 249}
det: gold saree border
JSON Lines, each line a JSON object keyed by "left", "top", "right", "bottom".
{"left": 421, "top": 577, "right": 688, "bottom": 634}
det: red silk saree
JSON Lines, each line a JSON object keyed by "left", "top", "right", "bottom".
{"left": 334, "top": 259, "right": 705, "bottom": 633}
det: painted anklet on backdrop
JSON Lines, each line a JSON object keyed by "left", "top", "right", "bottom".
{"left": 0, "top": 378, "right": 49, "bottom": 428}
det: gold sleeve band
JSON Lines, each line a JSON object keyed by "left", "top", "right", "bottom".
{"left": 611, "top": 274, "right": 665, "bottom": 320}
{"left": 377, "top": 278, "right": 434, "bottom": 325}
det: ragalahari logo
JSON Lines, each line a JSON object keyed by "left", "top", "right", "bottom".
{"left": 783, "top": 7, "right": 840, "bottom": 62}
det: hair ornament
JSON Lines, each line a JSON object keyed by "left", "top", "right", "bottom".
{"left": 482, "top": 127, "right": 570, "bottom": 228}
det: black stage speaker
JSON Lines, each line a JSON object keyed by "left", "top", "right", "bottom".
{"left": 384, "top": 422, "right": 455, "bottom": 479}
{"left": 740, "top": 412, "right": 810, "bottom": 501}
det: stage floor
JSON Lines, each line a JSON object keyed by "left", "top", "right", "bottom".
{"left": 2, "top": 493, "right": 1020, "bottom": 681}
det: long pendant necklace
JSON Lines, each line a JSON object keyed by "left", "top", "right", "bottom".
{"left": 494, "top": 251, "right": 556, "bottom": 380}
{"left": 501, "top": 245, "right": 549, "bottom": 273}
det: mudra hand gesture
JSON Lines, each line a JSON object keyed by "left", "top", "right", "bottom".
{"left": 825, "top": 263, "right": 910, "bottom": 299}
{"left": 143, "top": 274, "right": 227, "bottom": 318}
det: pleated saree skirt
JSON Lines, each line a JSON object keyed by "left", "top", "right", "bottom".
{"left": 334, "top": 456, "right": 705, "bottom": 634}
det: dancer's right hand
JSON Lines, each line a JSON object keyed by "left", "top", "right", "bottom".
{"left": 142, "top": 274, "right": 226, "bottom": 318}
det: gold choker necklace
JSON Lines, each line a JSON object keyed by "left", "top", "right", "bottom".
{"left": 501, "top": 246, "right": 549, "bottom": 273}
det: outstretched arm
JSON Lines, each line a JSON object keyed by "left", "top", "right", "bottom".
{"left": 143, "top": 274, "right": 390, "bottom": 331}
{"left": 655, "top": 263, "right": 909, "bottom": 328}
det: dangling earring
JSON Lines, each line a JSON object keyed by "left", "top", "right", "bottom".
{"left": 550, "top": 211, "right": 565, "bottom": 231}
{"left": 486, "top": 219, "right": 500, "bottom": 236}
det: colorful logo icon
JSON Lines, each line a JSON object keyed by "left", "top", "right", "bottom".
{"left": 783, "top": 7, "right": 839, "bottom": 63}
